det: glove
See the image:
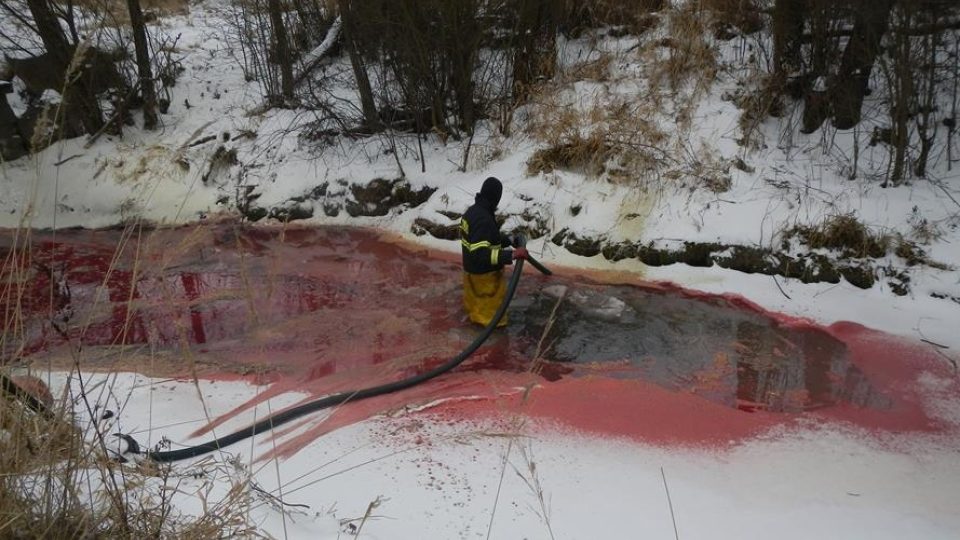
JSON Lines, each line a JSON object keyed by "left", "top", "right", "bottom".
{"left": 513, "top": 247, "right": 529, "bottom": 260}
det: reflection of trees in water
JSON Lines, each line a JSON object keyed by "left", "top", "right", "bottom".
{"left": 515, "top": 285, "right": 891, "bottom": 413}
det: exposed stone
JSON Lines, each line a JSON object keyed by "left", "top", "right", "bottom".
{"left": 411, "top": 217, "right": 459, "bottom": 240}
{"left": 346, "top": 178, "right": 436, "bottom": 217}
{"left": 269, "top": 204, "right": 314, "bottom": 222}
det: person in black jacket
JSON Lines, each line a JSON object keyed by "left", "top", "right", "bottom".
{"left": 460, "top": 177, "right": 528, "bottom": 326}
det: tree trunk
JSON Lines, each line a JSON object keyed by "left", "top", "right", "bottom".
{"left": 446, "top": 1, "right": 480, "bottom": 133}
{"left": 346, "top": 37, "right": 379, "bottom": 131}
{"left": 268, "top": 0, "right": 294, "bottom": 100}
{"left": 511, "top": 0, "right": 558, "bottom": 100}
{"left": 126, "top": 0, "right": 158, "bottom": 129}
{"left": 341, "top": 2, "right": 379, "bottom": 131}
{"left": 889, "top": 28, "right": 911, "bottom": 186}
{"left": 912, "top": 8, "right": 942, "bottom": 179}
{"left": 26, "top": 0, "right": 71, "bottom": 63}
{"left": 0, "top": 87, "right": 29, "bottom": 160}
{"left": 772, "top": 0, "right": 805, "bottom": 78}
{"left": 830, "top": 0, "right": 894, "bottom": 129}
{"left": 799, "top": 0, "right": 836, "bottom": 133}
{"left": 25, "top": 0, "right": 104, "bottom": 135}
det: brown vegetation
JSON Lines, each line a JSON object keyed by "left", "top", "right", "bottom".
{"left": 784, "top": 214, "right": 890, "bottom": 259}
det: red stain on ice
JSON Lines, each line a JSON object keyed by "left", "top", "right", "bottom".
{"left": 2, "top": 223, "right": 955, "bottom": 457}
{"left": 433, "top": 308, "right": 949, "bottom": 447}
{"left": 431, "top": 376, "right": 784, "bottom": 447}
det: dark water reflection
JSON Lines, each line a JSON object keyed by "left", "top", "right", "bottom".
{"left": 509, "top": 284, "right": 891, "bottom": 413}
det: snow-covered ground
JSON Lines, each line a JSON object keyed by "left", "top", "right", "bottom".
{"left": 38, "top": 370, "right": 960, "bottom": 539}
{"left": 3, "top": 1, "right": 960, "bottom": 537}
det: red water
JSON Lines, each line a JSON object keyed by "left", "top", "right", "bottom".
{"left": 1, "top": 223, "right": 954, "bottom": 456}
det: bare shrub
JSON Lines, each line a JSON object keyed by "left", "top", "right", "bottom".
{"left": 565, "top": 0, "right": 665, "bottom": 37}
{"left": 561, "top": 52, "right": 614, "bottom": 83}
{"left": 701, "top": 0, "right": 764, "bottom": 36}
{"left": 71, "top": 0, "right": 191, "bottom": 25}
{"left": 525, "top": 91, "right": 668, "bottom": 181}
{"left": 647, "top": 3, "right": 718, "bottom": 96}
{"left": 663, "top": 143, "right": 733, "bottom": 192}
{"left": 732, "top": 74, "right": 786, "bottom": 148}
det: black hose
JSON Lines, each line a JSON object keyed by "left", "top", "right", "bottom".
{"left": 526, "top": 255, "right": 552, "bottom": 276}
{"left": 147, "top": 255, "right": 550, "bottom": 462}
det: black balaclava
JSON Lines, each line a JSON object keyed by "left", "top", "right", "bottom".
{"left": 479, "top": 176, "right": 503, "bottom": 209}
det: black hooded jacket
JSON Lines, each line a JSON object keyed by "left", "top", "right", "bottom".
{"left": 460, "top": 193, "right": 514, "bottom": 274}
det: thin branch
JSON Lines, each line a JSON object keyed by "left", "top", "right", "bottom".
{"left": 927, "top": 177, "right": 960, "bottom": 209}
{"left": 920, "top": 338, "right": 949, "bottom": 349}
{"left": 661, "top": 466, "right": 680, "bottom": 540}
{"left": 772, "top": 274, "right": 792, "bottom": 300}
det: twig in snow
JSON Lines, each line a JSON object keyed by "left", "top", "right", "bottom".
{"left": 772, "top": 274, "right": 792, "bottom": 300}
{"left": 920, "top": 338, "right": 950, "bottom": 349}
{"left": 82, "top": 85, "right": 140, "bottom": 149}
{"left": 187, "top": 135, "right": 218, "bottom": 148}
{"left": 928, "top": 177, "right": 960, "bottom": 209}
{"left": 916, "top": 327, "right": 959, "bottom": 374}
{"left": 250, "top": 483, "right": 310, "bottom": 510}
{"left": 353, "top": 495, "right": 384, "bottom": 538}
{"left": 179, "top": 120, "right": 217, "bottom": 149}
{"left": 54, "top": 154, "right": 84, "bottom": 166}
{"left": 486, "top": 421, "right": 517, "bottom": 540}
{"left": 661, "top": 466, "right": 680, "bottom": 540}
{"left": 933, "top": 348, "right": 959, "bottom": 374}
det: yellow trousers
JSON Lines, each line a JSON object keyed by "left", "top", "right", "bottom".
{"left": 463, "top": 270, "right": 508, "bottom": 327}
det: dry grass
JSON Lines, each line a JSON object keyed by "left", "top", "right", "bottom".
{"left": 527, "top": 131, "right": 612, "bottom": 176}
{"left": 784, "top": 214, "right": 891, "bottom": 259}
{"left": 732, "top": 75, "right": 785, "bottom": 149}
{"left": 662, "top": 143, "right": 733, "bottom": 193}
{"left": 700, "top": 0, "right": 764, "bottom": 34}
{"left": 567, "top": 0, "right": 664, "bottom": 37}
{"left": 646, "top": 3, "right": 718, "bottom": 97}
{"left": 784, "top": 215, "right": 950, "bottom": 268}
{"left": 561, "top": 53, "right": 614, "bottom": 83}
{"left": 0, "top": 395, "right": 90, "bottom": 539}
{"left": 0, "top": 223, "right": 261, "bottom": 538}
{"left": 525, "top": 90, "right": 668, "bottom": 181}
{"left": 517, "top": 1, "right": 737, "bottom": 192}
{"left": 69, "top": 0, "right": 191, "bottom": 26}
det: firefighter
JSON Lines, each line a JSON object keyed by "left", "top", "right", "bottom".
{"left": 460, "top": 177, "right": 528, "bottom": 327}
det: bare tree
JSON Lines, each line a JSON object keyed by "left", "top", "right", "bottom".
{"left": 126, "top": 0, "right": 158, "bottom": 129}
{"left": 510, "top": 0, "right": 561, "bottom": 100}
{"left": 772, "top": 0, "right": 805, "bottom": 79}
{"left": 25, "top": 0, "right": 105, "bottom": 135}
{"left": 340, "top": 0, "right": 380, "bottom": 131}
{"left": 268, "top": 0, "right": 294, "bottom": 101}
{"left": 830, "top": 0, "right": 895, "bottom": 129}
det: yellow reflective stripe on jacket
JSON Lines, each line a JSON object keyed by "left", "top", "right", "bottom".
{"left": 460, "top": 239, "right": 500, "bottom": 252}
{"left": 490, "top": 246, "right": 501, "bottom": 265}
{"left": 460, "top": 218, "right": 469, "bottom": 234}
